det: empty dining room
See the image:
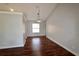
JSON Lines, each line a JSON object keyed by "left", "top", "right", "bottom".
{"left": 0, "top": 3, "right": 79, "bottom": 56}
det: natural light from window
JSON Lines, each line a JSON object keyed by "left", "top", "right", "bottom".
{"left": 32, "top": 23, "right": 40, "bottom": 33}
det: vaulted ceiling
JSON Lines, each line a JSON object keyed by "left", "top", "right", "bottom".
{"left": 0, "top": 3, "right": 57, "bottom": 21}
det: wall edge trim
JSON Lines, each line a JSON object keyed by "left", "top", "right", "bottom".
{"left": 46, "top": 36, "right": 78, "bottom": 56}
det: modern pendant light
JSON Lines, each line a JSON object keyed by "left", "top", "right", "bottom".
{"left": 36, "top": 6, "right": 41, "bottom": 23}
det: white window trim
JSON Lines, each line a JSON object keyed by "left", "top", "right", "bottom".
{"left": 32, "top": 23, "right": 40, "bottom": 33}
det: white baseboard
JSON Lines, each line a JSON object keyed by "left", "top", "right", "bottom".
{"left": 0, "top": 44, "right": 24, "bottom": 49}
{"left": 47, "top": 36, "right": 78, "bottom": 56}
{"left": 0, "top": 36, "right": 26, "bottom": 49}
{"left": 27, "top": 35, "right": 46, "bottom": 37}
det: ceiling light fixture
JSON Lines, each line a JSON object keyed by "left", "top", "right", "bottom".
{"left": 37, "top": 20, "right": 41, "bottom": 22}
{"left": 36, "top": 6, "right": 41, "bottom": 23}
{"left": 9, "top": 8, "right": 14, "bottom": 12}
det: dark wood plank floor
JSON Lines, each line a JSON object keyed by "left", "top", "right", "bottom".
{"left": 0, "top": 36, "right": 74, "bottom": 56}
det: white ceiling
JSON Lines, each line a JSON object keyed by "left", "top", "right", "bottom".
{"left": 0, "top": 3, "right": 57, "bottom": 21}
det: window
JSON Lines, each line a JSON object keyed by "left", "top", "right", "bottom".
{"left": 32, "top": 23, "right": 40, "bottom": 33}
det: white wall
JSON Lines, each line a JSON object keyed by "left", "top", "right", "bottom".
{"left": 27, "top": 20, "right": 46, "bottom": 36}
{"left": 0, "top": 11, "right": 24, "bottom": 49}
{"left": 23, "top": 14, "right": 28, "bottom": 45}
{"left": 46, "top": 4, "right": 79, "bottom": 55}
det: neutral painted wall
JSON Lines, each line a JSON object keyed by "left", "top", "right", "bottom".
{"left": 23, "top": 14, "right": 28, "bottom": 45}
{"left": 27, "top": 20, "right": 46, "bottom": 36}
{"left": 0, "top": 11, "right": 25, "bottom": 49}
{"left": 46, "top": 4, "right": 79, "bottom": 55}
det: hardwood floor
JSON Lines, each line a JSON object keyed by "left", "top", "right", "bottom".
{"left": 0, "top": 36, "right": 74, "bottom": 56}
